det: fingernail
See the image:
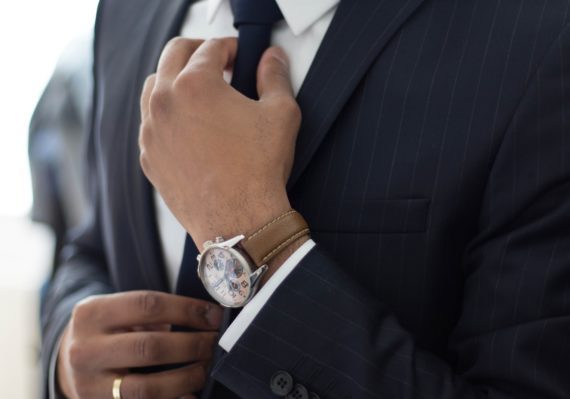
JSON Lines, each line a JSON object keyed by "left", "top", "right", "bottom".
{"left": 205, "top": 304, "right": 223, "bottom": 328}
{"left": 270, "top": 47, "right": 288, "bottom": 67}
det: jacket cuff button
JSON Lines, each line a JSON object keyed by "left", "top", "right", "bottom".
{"left": 270, "top": 370, "right": 294, "bottom": 396}
{"left": 286, "top": 383, "right": 309, "bottom": 399}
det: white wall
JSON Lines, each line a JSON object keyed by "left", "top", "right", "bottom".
{"left": 0, "top": 0, "right": 98, "bottom": 216}
{"left": 0, "top": 1, "right": 98, "bottom": 397}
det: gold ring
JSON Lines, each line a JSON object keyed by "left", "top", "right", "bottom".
{"left": 112, "top": 376, "right": 123, "bottom": 399}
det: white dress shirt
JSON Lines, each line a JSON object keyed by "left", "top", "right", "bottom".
{"left": 155, "top": 0, "right": 339, "bottom": 351}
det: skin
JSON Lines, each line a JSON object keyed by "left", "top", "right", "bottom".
{"left": 139, "top": 37, "right": 302, "bottom": 250}
{"left": 57, "top": 291, "right": 223, "bottom": 399}
{"left": 57, "top": 37, "right": 306, "bottom": 398}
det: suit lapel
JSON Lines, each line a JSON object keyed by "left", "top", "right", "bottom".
{"left": 125, "top": 0, "right": 192, "bottom": 291}
{"left": 288, "top": 0, "right": 428, "bottom": 188}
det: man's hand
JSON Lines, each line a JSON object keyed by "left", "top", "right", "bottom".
{"left": 57, "top": 291, "right": 223, "bottom": 399}
{"left": 139, "top": 37, "right": 301, "bottom": 249}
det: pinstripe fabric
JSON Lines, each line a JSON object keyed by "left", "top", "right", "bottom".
{"left": 40, "top": 0, "right": 570, "bottom": 398}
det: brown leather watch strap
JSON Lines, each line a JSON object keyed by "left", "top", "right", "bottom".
{"left": 240, "top": 210, "right": 310, "bottom": 267}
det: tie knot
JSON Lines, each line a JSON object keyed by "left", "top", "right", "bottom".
{"left": 230, "top": 0, "right": 284, "bottom": 28}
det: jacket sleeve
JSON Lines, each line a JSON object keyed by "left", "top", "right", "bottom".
{"left": 211, "top": 24, "right": 570, "bottom": 399}
{"left": 40, "top": 122, "right": 114, "bottom": 398}
{"left": 40, "top": 5, "right": 115, "bottom": 397}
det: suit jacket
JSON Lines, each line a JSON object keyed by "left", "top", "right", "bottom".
{"left": 28, "top": 35, "right": 92, "bottom": 273}
{"left": 41, "top": 0, "right": 570, "bottom": 397}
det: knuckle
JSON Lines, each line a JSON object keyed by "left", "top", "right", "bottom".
{"left": 143, "top": 74, "right": 156, "bottom": 91}
{"left": 192, "top": 333, "right": 215, "bottom": 361}
{"left": 190, "top": 335, "right": 205, "bottom": 360}
{"left": 139, "top": 150, "right": 151, "bottom": 175}
{"left": 138, "top": 128, "right": 152, "bottom": 174}
{"left": 275, "top": 96, "right": 301, "bottom": 120}
{"left": 134, "top": 334, "right": 161, "bottom": 362}
{"left": 138, "top": 122, "right": 150, "bottom": 147}
{"left": 267, "top": 60, "right": 286, "bottom": 78}
{"left": 148, "top": 86, "right": 170, "bottom": 117}
{"left": 71, "top": 305, "right": 86, "bottom": 327}
{"left": 67, "top": 340, "right": 88, "bottom": 371}
{"left": 71, "top": 297, "right": 96, "bottom": 326}
{"left": 165, "top": 37, "right": 203, "bottom": 54}
{"left": 191, "top": 364, "right": 208, "bottom": 389}
{"left": 201, "top": 37, "right": 233, "bottom": 59}
{"left": 165, "top": 36, "right": 190, "bottom": 52}
{"left": 175, "top": 69, "right": 206, "bottom": 94}
{"left": 186, "top": 301, "right": 208, "bottom": 325}
{"left": 206, "top": 37, "right": 224, "bottom": 50}
{"left": 137, "top": 291, "right": 162, "bottom": 317}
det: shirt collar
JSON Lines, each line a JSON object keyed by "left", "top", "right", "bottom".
{"left": 207, "top": 0, "right": 339, "bottom": 36}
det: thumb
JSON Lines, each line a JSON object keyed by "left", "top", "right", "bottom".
{"left": 257, "top": 46, "right": 294, "bottom": 100}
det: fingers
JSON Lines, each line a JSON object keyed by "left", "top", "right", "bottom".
{"left": 182, "top": 37, "right": 238, "bottom": 76}
{"left": 73, "top": 291, "right": 223, "bottom": 333}
{"left": 156, "top": 37, "right": 204, "bottom": 82}
{"left": 257, "top": 46, "right": 294, "bottom": 100}
{"left": 114, "top": 363, "right": 207, "bottom": 399}
{"left": 91, "top": 331, "right": 218, "bottom": 370}
{"left": 143, "top": 39, "right": 291, "bottom": 123}
{"left": 141, "top": 37, "right": 237, "bottom": 122}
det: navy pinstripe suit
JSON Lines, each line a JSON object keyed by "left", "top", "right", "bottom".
{"left": 41, "top": 0, "right": 570, "bottom": 397}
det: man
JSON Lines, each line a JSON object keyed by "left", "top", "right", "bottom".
{"left": 41, "top": 0, "right": 570, "bottom": 398}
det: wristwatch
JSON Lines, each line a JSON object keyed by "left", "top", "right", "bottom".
{"left": 196, "top": 210, "right": 310, "bottom": 308}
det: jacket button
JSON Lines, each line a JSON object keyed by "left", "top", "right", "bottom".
{"left": 270, "top": 370, "right": 294, "bottom": 396}
{"left": 286, "top": 383, "right": 309, "bottom": 399}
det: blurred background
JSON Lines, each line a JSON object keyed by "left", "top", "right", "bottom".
{"left": 0, "top": 1, "right": 99, "bottom": 397}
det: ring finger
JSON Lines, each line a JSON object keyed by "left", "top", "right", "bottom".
{"left": 110, "top": 363, "right": 207, "bottom": 399}
{"left": 90, "top": 331, "right": 218, "bottom": 370}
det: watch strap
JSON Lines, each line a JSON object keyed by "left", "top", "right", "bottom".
{"left": 240, "top": 210, "right": 310, "bottom": 267}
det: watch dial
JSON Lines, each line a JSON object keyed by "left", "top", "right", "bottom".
{"left": 202, "top": 247, "right": 251, "bottom": 307}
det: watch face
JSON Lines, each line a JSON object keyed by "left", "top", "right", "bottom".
{"left": 199, "top": 246, "right": 253, "bottom": 307}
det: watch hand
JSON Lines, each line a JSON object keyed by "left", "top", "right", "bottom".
{"left": 226, "top": 275, "right": 242, "bottom": 293}
{"left": 211, "top": 278, "right": 224, "bottom": 288}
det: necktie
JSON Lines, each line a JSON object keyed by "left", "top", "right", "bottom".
{"left": 229, "top": 0, "right": 284, "bottom": 99}
{"left": 174, "top": 2, "right": 284, "bottom": 397}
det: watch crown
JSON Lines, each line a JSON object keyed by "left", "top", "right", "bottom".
{"left": 214, "top": 237, "right": 225, "bottom": 243}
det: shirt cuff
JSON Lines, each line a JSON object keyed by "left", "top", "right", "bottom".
{"left": 218, "top": 239, "right": 316, "bottom": 352}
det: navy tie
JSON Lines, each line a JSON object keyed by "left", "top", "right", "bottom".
{"left": 230, "top": 0, "right": 284, "bottom": 99}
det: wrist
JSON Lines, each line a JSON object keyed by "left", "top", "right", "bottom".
{"left": 190, "top": 192, "right": 291, "bottom": 250}
{"left": 196, "top": 208, "right": 310, "bottom": 307}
